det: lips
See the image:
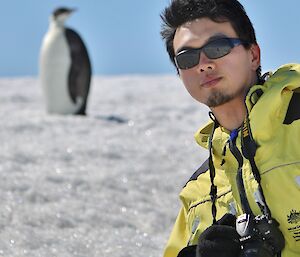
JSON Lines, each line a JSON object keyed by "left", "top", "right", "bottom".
{"left": 200, "top": 77, "right": 222, "bottom": 88}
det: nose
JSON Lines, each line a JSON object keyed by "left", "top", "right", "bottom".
{"left": 197, "top": 52, "right": 215, "bottom": 73}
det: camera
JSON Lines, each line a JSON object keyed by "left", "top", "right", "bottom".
{"left": 236, "top": 213, "right": 285, "bottom": 257}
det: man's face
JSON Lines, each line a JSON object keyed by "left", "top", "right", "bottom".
{"left": 173, "top": 18, "right": 260, "bottom": 108}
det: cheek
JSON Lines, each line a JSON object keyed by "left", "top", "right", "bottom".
{"left": 223, "top": 57, "right": 251, "bottom": 84}
{"left": 180, "top": 69, "right": 198, "bottom": 85}
{"left": 180, "top": 72, "right": 198, "bottom": 94}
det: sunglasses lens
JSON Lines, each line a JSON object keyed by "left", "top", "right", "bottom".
{"left": 204, "top": 38, "right": 232, "bottom": 59}
{"left": 175, "top": 38, "right": 242, "bottom": 70}
{"left": 176, "top": 49, "right": 200, "bottom": 70}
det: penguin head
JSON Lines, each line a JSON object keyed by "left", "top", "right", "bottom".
{"left": 51, "top": 7, "right": 76, "bottom": 24}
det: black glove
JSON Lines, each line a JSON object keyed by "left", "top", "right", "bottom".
{"left": 177, "top": 245, "right": 197, "bottom": 257}
{"left": 196, "top": 214, "right": 241, "bottom": 257}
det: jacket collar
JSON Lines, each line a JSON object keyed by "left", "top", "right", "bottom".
{"left": 194, "top": 63, "right": 300, "bottom": 150}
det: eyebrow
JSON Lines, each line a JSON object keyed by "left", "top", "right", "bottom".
{"left": 175, "top": 33, "right": 228, "bottom": 54}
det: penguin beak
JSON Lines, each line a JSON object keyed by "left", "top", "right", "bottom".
{"left": 69, "top": 8, "right": 77, "bottom": 13}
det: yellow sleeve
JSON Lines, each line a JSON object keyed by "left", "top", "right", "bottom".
{"left": 163, "top": 207, "right": 190, "bottom": 257}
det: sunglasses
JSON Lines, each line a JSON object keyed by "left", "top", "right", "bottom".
{"left": 174, "top": 37, "right": 248, "bottom": 70}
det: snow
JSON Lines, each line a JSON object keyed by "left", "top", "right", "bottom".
{"left": 0, "top": 76, "right": 209, "bottom": 257}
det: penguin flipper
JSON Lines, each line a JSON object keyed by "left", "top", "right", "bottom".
{"left": 65, "top": 28, "right": 92, "bottom": 112}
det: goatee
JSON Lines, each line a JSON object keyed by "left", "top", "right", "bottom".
{"left": 206, "top": 91, "right": 235, "bottom": 107}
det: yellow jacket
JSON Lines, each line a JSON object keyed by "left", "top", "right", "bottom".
{"left": 163, "top": 64, "right": 300, "bottom": 257}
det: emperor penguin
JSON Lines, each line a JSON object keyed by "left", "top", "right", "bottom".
{"left": 40, "top": 7, "right": 92, "bottom": 115}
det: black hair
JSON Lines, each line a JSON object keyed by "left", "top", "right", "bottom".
{"left": 160, "top": 0, "right": 261, "bottom": 77}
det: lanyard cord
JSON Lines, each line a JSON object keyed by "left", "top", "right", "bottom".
{"left": 208, "top": 112, "right": 219, "bottom": 224}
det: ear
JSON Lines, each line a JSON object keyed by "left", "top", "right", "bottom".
{"left": 249, "top": 44, "right": 261, "bottom": 71}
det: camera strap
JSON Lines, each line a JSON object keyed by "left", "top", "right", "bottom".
{"left": 207, "top": 110, "right": 273, "bottom": 222}
{"left": 208, "top": 112, "right": 255, "bottom": 223}
{"left": 228, "top": 130, "right": 254, "bottom": 216}
{"left": 241, "top": 112, "right": 272, "bottom": 220}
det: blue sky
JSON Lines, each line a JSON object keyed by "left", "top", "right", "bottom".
{"left": 1, "top": 1, "right": 299, "bottom": 77}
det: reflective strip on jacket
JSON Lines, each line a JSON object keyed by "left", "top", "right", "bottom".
{"left": 163, "top": 63, "right": 300, "bottom": 257}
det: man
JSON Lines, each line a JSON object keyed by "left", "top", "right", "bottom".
{"left": 160, "top": 0, "right": 300, "bottom": 257}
